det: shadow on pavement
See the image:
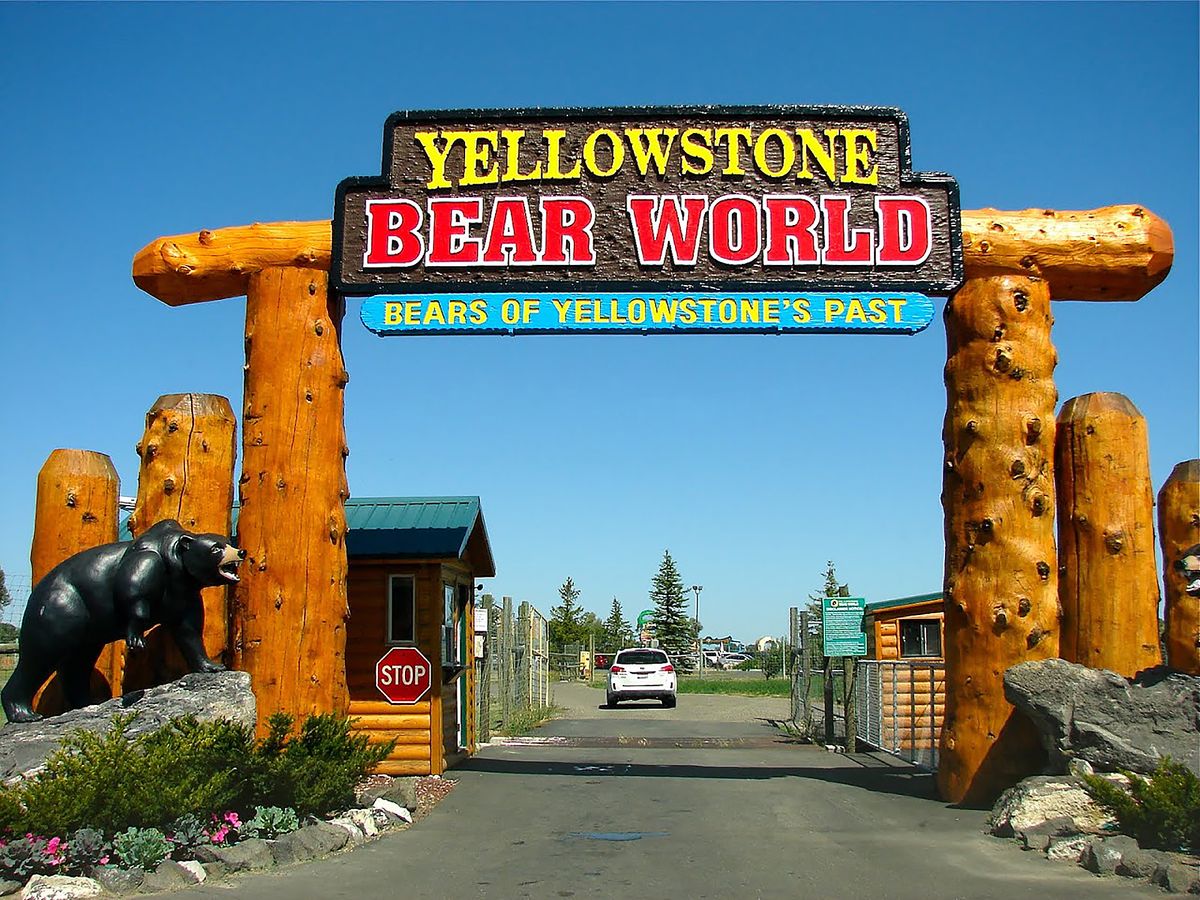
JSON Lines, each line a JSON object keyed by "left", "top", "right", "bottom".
{"left": 459, "top": 754, "right": 941, "bottom": 802}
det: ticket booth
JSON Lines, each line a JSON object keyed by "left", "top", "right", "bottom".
{"left": 342, "top": 496, "right": 495, "bottom": 775}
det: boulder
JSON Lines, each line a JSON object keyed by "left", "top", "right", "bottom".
{"left": 345, "top": 808, "right": 379, "bottom": 838}
{"left": 1083, "top": 835, "right": 1140, "bottom": 875}
{"left": 989, "top": 775, "right": 1118, "bottom": 837}
{"left": 1015, "top": 816, "right": 1078, "bottom": 852}
{"left": 1004, "top": 659, "right": 1200, "bottom": 776}
{"left": 0, "top": 672, "right": 255, "bottom": 783}
{"left": 1045, "top": 835, "right": 1091, "bottom": 863}
{"left": 372, "top": 798, "right": 413, "bottom": 824}
{"left": 1116, "top": 848, "right": 1176, "bottom": 879}
{"left": 204, "top": 838, "right": 274, "bottom": 873}
{"left": 359, "top": 777, "right": 418, "bottom": 811}
{"left": 327, "top": 817, "right": 366, "bottom": 846}
{"left": 268, "top": 824, "right": 349, "bottom": 866}
{"left": 88, "top": 867, "right": 143, "bottom": 895}
{"left": 176, "top": 861, "right": 206, "bottom": 884}
{"left": 20, "top": 875, "right": 102, "bottom": 899}
{"left": 0, "top": 881, "right": 20, "bottom": 898}
{"left": 138, "top": 860, "right": 197, "bottom": 892}
{"left": 1152, "top": 861, "right": 1200, "bottom": 894}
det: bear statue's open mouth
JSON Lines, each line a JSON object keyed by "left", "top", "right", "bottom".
{"left": 219, "top": 547, "right": 245, "bottom": 583}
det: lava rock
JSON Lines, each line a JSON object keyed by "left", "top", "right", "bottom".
{"left": 89, "top": 866, "right": 144, "bottom": 895}
{"left": 1083, "top": 835, "right": 1140, "bottom": 875}
{"left": 1116, "top": 848, "right": 1176, "bottom": 879}
{"left": 1152, "top": 862, "right": 1200, "bottom": 894}
{"left": 0, "top": 881, "right": 20, "bottom": 898}
{"left": 204, "top": 838, "right": 275, "bottom": 873}
{"left": 138, "top": 859, "right": 197, "bottom": 892}
{"left": 1004, "top": 659, "right": 1200, "bottom": 776}
{"left": 269, "top": 823, "right": 349, "bottom": 866}
{"left": 359, "top": 776, "right": 418, "bottom": 810}
{"left": 1015, "top": 816, "right": 1078, "bottom": 852}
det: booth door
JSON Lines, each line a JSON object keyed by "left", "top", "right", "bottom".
{"left": 443, "top": 582, "right": 471, "bottom": 756}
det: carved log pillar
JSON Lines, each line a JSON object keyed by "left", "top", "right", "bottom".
{"left": 121, "top": 393, "right": 237, "bottom": 692}
{"left": 232, "top": 267, "right": 349, "bottom": 732}
{"left": 30, "top": 449, "right": 120, "bottom": 712}
{"left": 1159, "top": 460, "right": 1200, "bottom": 674}
{"left": 938, "top": 275, "right": 1060, "bottom": 806}
{"left": 1055, "top": 393, "right": 1161, "bottom": 675}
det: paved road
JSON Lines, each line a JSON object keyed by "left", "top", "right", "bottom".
{"left": 184, "top": 683, "right": 1155, "bottom": 899}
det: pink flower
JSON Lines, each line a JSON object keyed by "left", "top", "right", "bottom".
{"left": 99, "top": 856, "right": 110, "bottom": 866}
{"left": 45, "top": 837, "right": 62, "bottom": 855}
{"left": 224, "top": 812, "right": 241, "bottom": 828}
{"left": 208, "top": 826, "right": 230, "bottom": 845}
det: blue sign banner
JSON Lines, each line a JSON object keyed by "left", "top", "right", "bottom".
{"left": 360, "top": 292, "right": 934, "bottom": 336}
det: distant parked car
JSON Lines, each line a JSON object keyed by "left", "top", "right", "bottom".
{"left": 606, "top": 648, "right": 677, "bottom": 708}
{"left": 594, "top": 653, "right": 612, "bottom": 670}
{"left": 717, "top": 652, "right": 752, "bottom": 668}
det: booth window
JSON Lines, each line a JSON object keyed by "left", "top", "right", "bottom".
{"left": 387, "top": 575, "right": 416, "bottom": 644}
{"left": 899, "top": 618, "right": 942, "bottom": 658}
{"left": 442, "top": 584, "right": 459, "bottom": 667}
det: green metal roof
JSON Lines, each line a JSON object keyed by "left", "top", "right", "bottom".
{"left": 864, "top": 591, "right": 942, "bottom": 615}
{"left": 118, "top": 495, "right": 495, "bottom": 575}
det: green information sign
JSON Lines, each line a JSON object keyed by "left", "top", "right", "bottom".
{"left": 821, "top": 597, "right": 867, "bottom": 657}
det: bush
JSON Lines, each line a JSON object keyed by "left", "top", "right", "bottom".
{"left": 65, "top": 828, "right": 111, "bottom": 869}
{"left": 761, "top": 652, "right": 783, "bottom": 680}
{"left": 1083, "top": 759, "right": 1200, "bottom": 852}
{"left": 0, "top": 711, "right": 392, "bottom": 839}
{"left": 242, "top": 806, "right": 299, "bottom": 840}
{"left": 111, "top": 827, "right": 171, "bottom": 871}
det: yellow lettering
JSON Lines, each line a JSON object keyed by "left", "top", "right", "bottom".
{"left": 763, "top": 298, "right": 780, "bottom": 324}
{"left": 796, "top": 129, "right": 839, "bottom": 183}
{"left": 697, "top": 298, "right": 717, "bottom": 323}
{"left": 628, "top": 298, "right": 647, "bottom": 324}
{"left": 792, "top": 298, "right": 811, "bottom": 324}
{"left": 739, "top": 298, "right": 761, "bottom": 324}
{"left": 501, "top": 129, "right": 543, "bottom": 182}
{"left": 460, "top": 131, "right": 499, "bottom": 186}
{"left": 573, "top": 298, "right": 592, "bottom": 323}
{"left": 714, "top": 128, "right": 753, "bottom": 176}
{"left": 469, "top": 299, "right": 488, "bottom": 325}
{"left": 680, "top": 128, "right": 714, "bottom": 176}
{"left": 384, "top": 302, "right": 403, "bottom": 325}
{"left": 583, "top": 128, "right": 624, "bottom": 178}
{"left": 543, "top": 130, "right": 582, "bottom": 181}
{"left": 840, "top": 129, "right": 878, "bottom": 185}
{"left": 552, "top": 298, "right": 571, "bottom": 323}
{"left": 649, "top": 298, "right": 677, "bottom": 324}
{"left": 845, "top": 298, "right": 868, "bottom": 323}
{"left": 447, "top": 300, "right": 468, "bottom": 325}
{"left": 405, "top": 300, "right": 421, "bottom": 324}
{"left": 522, "top": 298, "right": 540, "bottom": 323}
{"left": 415, "top": 131, "right": 463, "bottom": 190}
{"left": 753, "top": 128, "right": 795, "bottom": 179}
{"left": 867, "top": 297, "right": 888, "bottom": 324}
{"left": 824, "top": 298, "right": 845, "bottom": 322}
{"left": 887, "top": 298, "right": 906, "bottom": 322}
{"left": 679, "top": 298, "right": 697, "bottom": 325}
{"left": 625, "top": 128, "right": 679, "bottom": 176}
{"left": 423, "top": 301, "right": 446, "bottom": 325}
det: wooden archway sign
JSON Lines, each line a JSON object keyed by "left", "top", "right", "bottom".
{"left": 132, "top": 205, "right": 1172, "bottom": 801}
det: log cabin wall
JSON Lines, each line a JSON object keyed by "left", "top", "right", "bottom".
{"left": 866, "top": 595, "right": 946, "bottom": 752}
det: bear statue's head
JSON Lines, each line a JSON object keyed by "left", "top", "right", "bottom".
{"left": 177, "top": 533, "right": 247, "bottom": 586}
{"left": 1178, "top": 544, "right": 1200, "bottom": 597}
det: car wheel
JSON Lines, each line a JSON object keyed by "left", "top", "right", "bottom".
{"left": 663, "top": 695, "right": 676, "bottom": 709}
{"left": 606, "top": 692, "right": 617, "bottom": 708}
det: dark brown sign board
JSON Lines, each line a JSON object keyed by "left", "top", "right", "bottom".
{"left": 333, "top": 106, "right": 962, "bottom": 334}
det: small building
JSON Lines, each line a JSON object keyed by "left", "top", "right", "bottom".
{"left": 862, "top": 592, "right": 945, "bottom": 758}
{"left": 343, "top": 496, "right": 495, "bottom": 776}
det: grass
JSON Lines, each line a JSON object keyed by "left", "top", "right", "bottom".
{"left": 492, "top": 704, "right": 561, "bottom": 737}
{"left": 675, "top": 677, "right": 791, "bottom": 697}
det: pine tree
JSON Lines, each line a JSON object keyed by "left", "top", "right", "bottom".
{"left": 549, "top": 576, "right": 584, "bottom": 651}
{"left": 649, "top": 550, "right": 690, "bottom": 658}
{"left": 603, "top": 597, "right": 632, "bottom": 649}
{"left": 806, "top": 560, "right": 847, "bottom": 634}
{"left": 0, "top": 566, "right": 10, "bottom": 615}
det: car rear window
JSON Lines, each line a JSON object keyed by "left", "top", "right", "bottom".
{"left": 615, "top": 650, "right": 669, "bottom": 665}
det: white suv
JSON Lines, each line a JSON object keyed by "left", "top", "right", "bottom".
{"left": 606, "top": 648, "right": 677, "bottom": 708}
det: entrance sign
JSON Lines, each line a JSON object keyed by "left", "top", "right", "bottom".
{"left": 333, "top": 106, "right": 962, "bottom": 336}
{"left": 376, "top": 647, "right": 432, "bottom": 704}
{"left": 821, "top": 596, "right": 868, "bottom": 657}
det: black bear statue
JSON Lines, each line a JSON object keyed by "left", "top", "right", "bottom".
{"left": 2, "top": 519, "right": 244, "bottom": 723}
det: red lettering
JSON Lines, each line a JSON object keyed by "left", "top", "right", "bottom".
{"left": 821, "top": 196, "right": 874, "bottom": 265}
{"left": 763, "top": 196, "right": 820, "bottom": 265}
{"left": 876, "top": 196, "right": 932, "bottom": 265}
{"left": 427, "top": 198, "right": 483, "bottom": 266}
{"left": 627, "top": 195, "right": 708, "bottom": 266}
{"left": 482, "top": 198, "right": 538, "bottom": 265}
{"left": 363, "top": 200, "right": 424, "bottom": 267}
{"left": 709, "top": 196, "right": 761, "bottom": 265}
{"left": 539, "top": 197, "right": 596, "bottom": 264}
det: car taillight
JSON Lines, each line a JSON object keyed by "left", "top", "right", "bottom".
{"left": 610, "top": 665, "right": 625, "bottom": 674}
{"left": 661, "top": 664, "right": 674, "bottom": 673}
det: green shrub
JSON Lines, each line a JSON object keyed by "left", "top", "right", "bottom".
{"left": 242, "top": 806, "right": 299, "bottom": 839}
{"left": 65, "top": 828, "right": 111, "bottom": 869}
{"left": 762, "top": 652, "right": 783, "bottom": 680}
{"left": 1083, "top": 759, "right": 1200, "bottom": 852}
{"left": 165, "top": 814, "right": 209, "bottom": 859}
{"left": 111, "top": 827, "right": 171, "bottom": 871}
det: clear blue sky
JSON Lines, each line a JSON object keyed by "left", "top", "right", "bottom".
{"left": 1, "top": 2, "right": 1196, "bottom": 643}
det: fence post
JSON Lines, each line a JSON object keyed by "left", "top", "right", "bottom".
{"left": 843, "top": 657, "right": 857, "bottom": 753}
{"left": 500, "top": 596, "right": 513, "bottom": 731}
{"left": 788, "top": 608, "right": 800, "bottom": 724}
{"left": 823, "top": 654, "right": 834, "bottom": 745}
{"left": 478, "top": 595, "right": 494, "bottom": 743}
{"left": 517, "top": 601, "right": 531, "bottom": 711}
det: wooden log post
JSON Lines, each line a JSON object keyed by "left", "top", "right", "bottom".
{"left": 232, "top": 267, "right": 349, "bottom": 731}
{"left": 30, "top": 449, "right": 121, "bottom": 713}
{"left": 938, "top": 275, "right": 1060, "bottom": 806}
{"left": 1159, "top": 460, "right": 1200, "bottom": 674}
{"left": 121, "top": 393, "right": 237, "bottom": 692}
{"left": 1056, "top": 393, "right": 1161, "bottom": 675}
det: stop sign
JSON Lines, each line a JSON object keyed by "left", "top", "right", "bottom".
{"left": 375, "top": 647, "right": 432, "bottom": 704}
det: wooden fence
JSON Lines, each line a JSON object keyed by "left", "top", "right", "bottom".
{"left": 475, "top": 596, "right": 549, "bottom": 741}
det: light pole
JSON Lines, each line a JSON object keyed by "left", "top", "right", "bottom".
{"left": 691, "top": 584, "right": 703, "bottom": 677}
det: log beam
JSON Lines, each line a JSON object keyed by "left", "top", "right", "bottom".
{"left": 122, "top": 393, "right": 237, "bottom": 692}
{"left": 1159, "top": 460, "right": 1200, "bottom": 675}
{"left": 938, "top": 275, "right": 1060, "bottom": 806}
{"left": 132, "top": 207, "right": 1172, "bottom": 306}
{"left": 1056, "top": 393, "right": 1161, "bottom": 675}
{"left": 30, "top": 449, "right": 121, "bottom": 713}
{"left": 231, "top": 267, "right": 350, "bottom": 733}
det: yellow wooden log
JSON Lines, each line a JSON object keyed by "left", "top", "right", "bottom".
{"left": 1056, "top": 393, "right": 1161, "bottom": 675}
{"left": 381, "top": 744, "right": 433, "bottom": 761}
{"left": 349, "top": 714, "right": 430, "bottom": 731}
{"left": 349, "top": 700, "right": 432, "bottom": 716}
{"left": 30, "top": 450, "right": 120, "bottom": 713}
{"left": 1158, "top": 460, "right": 1200, "bottom": 674}
{"left": 122, "top": 394, "right": 237, "bottom": 692}
{"left": 938, "top": 275, "right": 1060, "bottom": 806}
{"left": 231, "top": 267, "right": 349, "bottom": 733}
{"left": 360, "top": 730, "right": 432, "bottom": 746}
{"left": 374, "top": 759, "right": 432, "bottom": 776}
{"left": 131, "top": 207, "right": 1172, "bottom": 306}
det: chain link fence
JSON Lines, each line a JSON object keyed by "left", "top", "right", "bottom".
{"left": 855, "top": 659, "right": 944, "bottom": 770}
{"left": 476, "top": 595, "right": 550, "bottom": 742}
